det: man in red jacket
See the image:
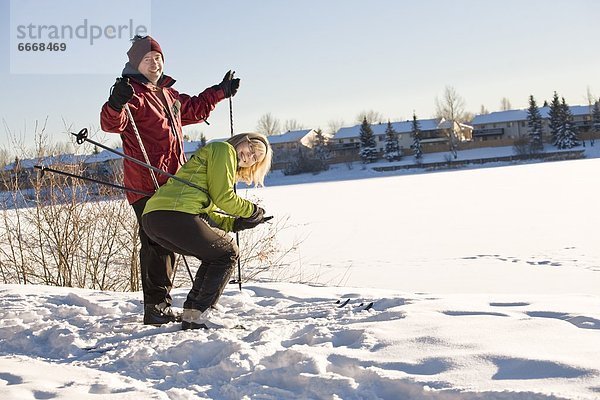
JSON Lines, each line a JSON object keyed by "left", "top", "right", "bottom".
{"left": 100, "top": 35, "right": 240, "bottom": 325}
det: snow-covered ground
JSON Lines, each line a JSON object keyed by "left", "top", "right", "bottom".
{"left": 2, "top": 153, "right": 600, "bottom": 399}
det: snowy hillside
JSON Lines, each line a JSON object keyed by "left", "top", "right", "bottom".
{"left": 2, "top": 156, "right": 600, "bottom": 399}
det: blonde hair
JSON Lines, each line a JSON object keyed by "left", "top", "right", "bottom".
{"left": 227, "top": 133, "right": 272, "bottom": 186}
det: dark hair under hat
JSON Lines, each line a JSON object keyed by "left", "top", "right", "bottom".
{"left": 127, "top": 35, "right": 163, "bottom": 69}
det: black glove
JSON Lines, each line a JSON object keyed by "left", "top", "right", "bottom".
{"left": 232, "top": 205, "right": 265, "bottom": 232}
{"left": 218, "top": 70, "right": 240, "bottom": 98}
{"left": 108, "top": 77, "right": 134, "bottom": 111}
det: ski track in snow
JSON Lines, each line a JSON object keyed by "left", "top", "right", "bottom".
{"left": 460, "top": 250, "right": 600, "bottom": 272}
{"left": 1, "top": 283, "right": 599, "bottom": 400}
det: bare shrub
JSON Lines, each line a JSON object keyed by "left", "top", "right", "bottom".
{"left": 0, "top": 158, "right": 303, "bottom": 290}
{"left": 169, "top": 214, "right": 304, "bottom": 288}
{"left": 238, "top": 215, "right": 302, "bottom": 282}
{"left": 0, "top": 160, "right": 140, "bottom": 291}
{"left": 513, "top": 135, "right": 531, "bottom": 156}
{"left": 0, "top": 121, "right": 302, "bottom": 291}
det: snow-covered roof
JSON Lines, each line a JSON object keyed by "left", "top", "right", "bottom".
{"left": 184, "top": 133, "right": 317, "bottom": 154}
{"left": 3, "top": 154, "right": 90, "bottom": 171}
{"left": 183, "top": 141, "right": 203, "bottom": 153}
{"left": 438, "top": 120, "right": 472, "bottom": 130}
{"left": 84, "top": 148, "right": 122, "bottom": 164}
{"left": 267, "top": 129, "right": 314, "bottom": 144}
{"left": 334, "top": 118, "right": 442, "bottom": 140}
{"left": 472, "top": 105, "right": 592, "bottom": 125}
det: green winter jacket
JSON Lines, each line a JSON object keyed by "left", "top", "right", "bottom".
{"left": 142, "top": 141, "right": 255, "bottom": 232}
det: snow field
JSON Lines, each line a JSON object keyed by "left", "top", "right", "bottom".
{"left": 1, "top": 282, "right": 600, "bottom": 399}
{"left": 2, "top": 156, "right": 600, "bottom": 399}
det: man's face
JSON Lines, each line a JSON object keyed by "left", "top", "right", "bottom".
{"left": 137, "top": 51, "right": 163, "bottom": 84}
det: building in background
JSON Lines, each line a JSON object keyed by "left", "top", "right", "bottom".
{"left": 329, "top": 118, "right": 472, "bottom": 163}
{"left": 471, "top": 105, "right": 593, "bottom": 142}
{"left": 266, "top": 129, "right": 318, "bottom": 170}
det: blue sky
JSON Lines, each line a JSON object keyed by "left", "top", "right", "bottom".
{"left": 1, "top": 0, "right": 599, "bottom": 153}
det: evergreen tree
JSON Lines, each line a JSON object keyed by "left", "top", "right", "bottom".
{"left": 593, "top": 100, "right": 600, "bottom": 131}
{"left": 196, "top": 133, "right": 208, "bottom": 150}
{"left": 358, "top": 117, "right": 378, "bottom": 163}
{"left": 526, "top": 95, "right": 543, "bottom": 153}
{"left": 313, "top": 128, "right": 330, "bottom": 168}
{"left": 284, "top": 130, "right": 329, "bottom": 175}
{"left": 548, "top": 92, "right": 562, "bottom": 146}
{"left": 553, "top": 98, "right": 579, "bottom": 149}
{"left": 383, "top": 121, "right": 401, "bottom": 161}
{"left": 591, "top": 99, "right": 600, "bottom": 146}
{"left": 411, "top": 113, "right": 423, "bottom": 160}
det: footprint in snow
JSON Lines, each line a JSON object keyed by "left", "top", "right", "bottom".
{"left": 526, "top": 311, "right": 600, "bottom": 330}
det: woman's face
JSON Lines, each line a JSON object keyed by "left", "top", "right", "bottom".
{"left": 236, "top": 140, "right": 261, "bottom": 168}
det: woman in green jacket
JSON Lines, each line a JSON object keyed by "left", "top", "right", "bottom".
{"left": 142, "top": 132, "right": 272, "bottom": 329}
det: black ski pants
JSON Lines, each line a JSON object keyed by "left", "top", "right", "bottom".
{"left": 131, "top": 198, "right": 175, "bottom": 306}
{"left": 142, "top": 210, "right": 238, "bottom": 312}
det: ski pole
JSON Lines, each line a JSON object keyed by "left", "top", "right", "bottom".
{"left": 72, "top": 128, "right": 210, "bottom": 197}
{"left": 226, "top": 71, "right": 243, "bottom": 291}
{"left": 34, "top": 165, "right": 238, "bottom": 218}
{"left": 124, "top": 104, "right": 160, "bottom": 190}
{"left": 120, "top": 106, "right": 195, "bottom": 286}
{"left": 33, "top": 165, "right": 153, "bottom": 197}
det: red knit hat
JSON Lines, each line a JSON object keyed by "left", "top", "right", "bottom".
{"left": 127, "top": 35, "right": 163, "bottom": 69}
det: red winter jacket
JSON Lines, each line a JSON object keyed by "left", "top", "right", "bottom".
{"left": 100, "top": 73, "right": 225, "bottom": 204}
